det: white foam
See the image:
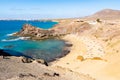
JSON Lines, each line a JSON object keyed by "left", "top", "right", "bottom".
{"left": 1, "top": 37, "right": 30, "bottom": 42}
{"left": 6, "top": 32, "right": 17, "bottom": 36}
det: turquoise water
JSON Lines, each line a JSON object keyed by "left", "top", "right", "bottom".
{"left": 0, "top": 20, "right": 66, "bottom": 61}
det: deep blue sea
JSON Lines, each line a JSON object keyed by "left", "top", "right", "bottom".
{"left": 0, "top": 20, "right": 66, "bottom": 61}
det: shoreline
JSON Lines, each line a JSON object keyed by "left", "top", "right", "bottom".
{"left": 48, "top": 39, "right": 73, "bottom": 62}
{"left": 0, "top": 38, "right": 73, "bottom": 63}
{"left": 51, "top": 34, "right": 107, "bottom": 80}
{"left": 0, "top": 35, "right": 95, "bottom": 80}
{"left": 51, "top": 19, "right": 120, "bottom": 80}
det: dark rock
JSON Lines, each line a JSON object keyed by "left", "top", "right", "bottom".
{"left": 36, "top": 59, "right": 48, "bottom": 66}
{"left": 65, "top": 43, "right": 73, "bottom": 47}
{"left": 19, "top": 73, "right": 36, "bottom": 78}
{"left": 21, "top": 57, "right": 34, "bottom": 63}
{"left": 43, "top": 73, "right": 52, "bottom": 77}
{"left": 43, "top": 72, "right": 60, "bottom": 77}
{"left": 62, "top": 50, "right": 70, "bottom": 55}
{"left": 44, "top": 61, "right": 49, "bottom": 66}
{"left": 0, "top": 49, "right": 11, "bottom": 56}
{"left": 19, "top": 73, "right": 26, "bottom": 78}
{"left": 53, "top": 73, "right": 60, "bottom": 77}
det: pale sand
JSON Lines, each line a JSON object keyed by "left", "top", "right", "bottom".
{"left": 52, "top": 34, "right": 107, "bottom": 79}
{"left": 52, "top": 22, "right": 120, "bottom": 80}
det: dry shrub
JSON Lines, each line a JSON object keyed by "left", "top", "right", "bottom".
{"left": 96, "top": 18, "right": 102, "bottom": 23}
{"left": 92, "top": 57, "right": 103, "bottom": 60}
{"left": 77, "top": 56, "right": 84, "bottom": 61}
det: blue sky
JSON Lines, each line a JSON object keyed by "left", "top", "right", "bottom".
{"left": 0, "top": 0, "right": 120, "bottom": 19}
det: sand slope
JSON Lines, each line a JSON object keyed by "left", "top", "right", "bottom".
{"left": 52, "top": 20, "right": 120, "bottom": 80}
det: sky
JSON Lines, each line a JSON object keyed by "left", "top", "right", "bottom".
{"left": 0, "top": 0, "right": 120, "bottom": 19}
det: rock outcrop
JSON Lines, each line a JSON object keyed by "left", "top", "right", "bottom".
{"left": 21, "top": 57, "right": 48, "bottom": 66}
{"left": 14, "top": 22, "right": 91, "bottom": 40}
{"left": 15, "top": 24, "right": 58, "bottom": 40}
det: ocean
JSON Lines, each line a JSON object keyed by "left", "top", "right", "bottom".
{"left": 0, "top": 20, "right": 66, "bottom": 61}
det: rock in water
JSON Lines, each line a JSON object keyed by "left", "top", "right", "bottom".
{"left": 14, "top": 24, "right": 56, "bottom": 40}
{"left": 14, "top": 23, "right": 70, "bottom": 40}
{"left": 14, "top": 22, "right": 92, "bottom": 40}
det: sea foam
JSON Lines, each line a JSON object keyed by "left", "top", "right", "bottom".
{"left": 1, "top": 37, "right": 30, "bottom": 42}
{"left": 6, "top": 32, "right": 17, "bottom": 36}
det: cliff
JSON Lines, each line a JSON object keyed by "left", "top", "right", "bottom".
{"left": 14, "top": 24, "right": 59, "bottom": 40}
{"left": 14, "top": 22, "right": 91, "bottom": 40}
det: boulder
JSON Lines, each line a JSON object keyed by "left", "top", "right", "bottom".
{"left": 65, "top": 43, "right": 73, "bottom": 47}
{"left": 21, "top": 57, "right": 34, "bottom": 63}
{"left": 35, "top": 59, "right": 48, "bottom": 66}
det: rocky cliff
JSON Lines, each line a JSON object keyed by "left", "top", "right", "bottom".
{"left": 14, "top": 24, "right": 61, "bottom": 40}
{"left": 14, "top": 21, "right": 91, "bottom": 40}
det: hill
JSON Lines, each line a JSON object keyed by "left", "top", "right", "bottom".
{"left": 85, "top": 9, "right": 120, "bottom": 20}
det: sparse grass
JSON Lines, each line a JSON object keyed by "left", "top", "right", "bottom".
{"left": 77, "top": 56, "right": 107, "bottom": 62}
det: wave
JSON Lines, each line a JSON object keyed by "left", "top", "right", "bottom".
{"left": 6, "top": 32, "right": 17, "bottom": 36}
{"left": 1, "top": 37, "right": 30, "bottom": 42}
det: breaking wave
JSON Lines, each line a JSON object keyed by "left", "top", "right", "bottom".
{"left": 6, "top": 32, "right": 17, "bottom": 36}
{"left": 1, "top": 37, "right": 29, "bottom": 42}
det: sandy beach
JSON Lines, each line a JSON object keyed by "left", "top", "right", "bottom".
{"left": 52, "top": 19, "right": 120, "bottom": 80}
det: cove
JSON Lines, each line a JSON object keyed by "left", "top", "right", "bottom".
{"left": 0, "top": 20, "right": 67, "bottom": 62}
